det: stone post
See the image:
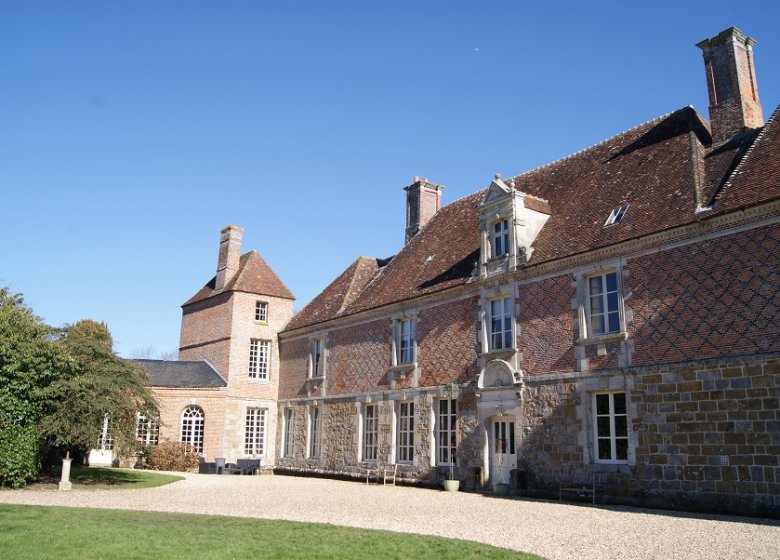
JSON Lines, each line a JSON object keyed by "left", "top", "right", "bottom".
{"left": 59, "top": 452, "right": 73, "bottom": 491}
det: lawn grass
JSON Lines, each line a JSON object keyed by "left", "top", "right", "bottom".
{"left": 32, "top": 465, "right": 184, "bottom": 490}
{"left": 0, "top": 504, "right": 543, "bottom": 560}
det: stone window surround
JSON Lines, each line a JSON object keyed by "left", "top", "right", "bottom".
{"left": 282, "top": 407, "right": 294, "bottom": 458}
{"left": 307, "top": 334, "right": 327, "bottom": 380}
{"left": 575, "top": 261, "right": 630, "bottom": 347}
{"left": 396, "top": 400, "right": 415, "bottom": 465}
{"left": 433, "top": 398, "right": 458, "bottom": 466}
{"left": 244, "top": 407, "right": 267, "bottom": 457}
{"left": 306, "top": 404, "right": 322, "bottom": 460}
{"left": 479, "top": 284, "right": 519, "bottom": 358}
{"left": 574, "top": 374, "right": 637, "bottom": 468}
{"left": 248, "top": 338, "right": 271, "bottom": 381}
{"left": 255, "top": 300, "right": 268, "bottom": 323}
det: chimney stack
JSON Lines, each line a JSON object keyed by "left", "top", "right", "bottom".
{"left": 404, "top": 177, "right": 444, "bottom": 244}
{"left": 215, "top": 225, "right": 244, "bottom": 291}
{"left": 697, "top": 27, "right": 764, "bottom": 144}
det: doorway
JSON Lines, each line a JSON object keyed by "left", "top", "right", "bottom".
{"left": 489, "top": 416, "right": 517, "bottom": 485}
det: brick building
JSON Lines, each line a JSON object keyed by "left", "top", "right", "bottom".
{"left": 274, "top": 27, "right": 779, "bottom": 515}
{"left": 133, "top": 27, "right": 778, "bottom": 516}
{"left": 136, "top": 225, "right": 295, "bottom": 465}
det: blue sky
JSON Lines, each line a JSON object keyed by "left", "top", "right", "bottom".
{"left": 2, "top": 1, "right": 779, "bottom": 357}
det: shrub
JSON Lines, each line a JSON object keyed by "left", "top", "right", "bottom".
{"left": 144, "top": 441, "right": 200, "bottom": 472}
{"left": 0, "top": 420, "right": 42, "bottom": 488}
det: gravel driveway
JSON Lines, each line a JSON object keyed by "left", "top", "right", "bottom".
{"left": 1, "top": 472, "right": 778, "bottom": 560}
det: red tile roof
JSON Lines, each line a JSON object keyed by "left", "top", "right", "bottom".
{"left": 184, "top": 250, "right": 294, "bottom": 307}
{"left": 284, "top": 105, "right": 778, "bottom": 332}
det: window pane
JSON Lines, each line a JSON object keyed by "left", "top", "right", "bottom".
{"left": 598, "top": 439, "right": 611, "bottom": 460}
{"left": 616, "top": 439, "right": 628, "bottom": 461}
{"left": 597, "top": 416, "right": 611, "bottom": 436}
{"left": 614, "top": 416, "right": 628, "bottom": 437}
{"left": 605, "top": 272, "right": 617, "bottom": 292}
{"left": 596, "top": 394, "right": 610, "bottom": 415}
{"left": 589, "top": 276, "right": 603, "bottom": 295}
{"left": 608, "top": 311, "right": 621, "bottom": 333}
{"left": 613, "top": 393, "right": 626, "bottom": 414}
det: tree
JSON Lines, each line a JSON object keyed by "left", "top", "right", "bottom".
{"left": 0, "top": 288, "right": 65, "bottom": 486}
{"left": 0, "top": 288, "right": 158, "bottom": 486}
{"left": 39, "top": 320, "right": 158, "bottom": 460}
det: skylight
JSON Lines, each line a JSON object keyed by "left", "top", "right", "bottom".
{"left": 604, "top": 205, "right": 629, "bottom": 227}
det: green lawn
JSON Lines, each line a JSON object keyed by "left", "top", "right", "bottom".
{"left": 0, "top": 504, "right": 542, "bottom": 560}
{"left": 35, "top": 465, "right": 184, "bottom": 490}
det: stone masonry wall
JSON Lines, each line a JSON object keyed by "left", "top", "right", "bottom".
{"left": 518, "top": 354, "right": 780, "bottom": 516}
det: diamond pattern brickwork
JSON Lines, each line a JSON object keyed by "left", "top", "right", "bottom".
{"left": 328, "top": 318, "right": 391, "bottom": 395}
{"left": 519, "top": 275, "right": 578, "bottom": 375}
{"left": 418, "top": 296, "right": 480, "bottom": 386}
{"left": 628, "top": 224, "right": 780, "bottom": 365}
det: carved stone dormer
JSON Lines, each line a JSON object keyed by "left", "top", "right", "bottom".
{"left": 479, "top": 174, "right": 551, "bottom": 279}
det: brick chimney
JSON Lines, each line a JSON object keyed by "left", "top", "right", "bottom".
{"left": 215, "top": 225, "right": 244, "bottom": 291}
{"left": 697, "top": 27, "right": 764, "bottom": 144}
{"left": 404, "top": 177, "right": 444, "bottom": 244}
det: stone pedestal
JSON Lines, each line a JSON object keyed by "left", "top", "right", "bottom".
{"left": 59, "top": 457, "right": 73, "bottom": 491}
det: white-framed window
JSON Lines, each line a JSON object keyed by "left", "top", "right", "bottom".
{"left": 586, "top": 271, "right": 621, "bottom": 337}
{"left": 397, "top": 318, "right": 415, "bottom": 364}
{"left": 255, "top": 301, "right": 268, "bottom": 322}
{"left": 283, "top": 408, "right": 294, "bottom": 458}
{"left": 309, "top": 406, "right": 321, "bottom": 458}
{"left": 310, "top": 338, "right": 324, "bottom": 378}
{"left": 492, "top": 218, "right": 510, "bottom": 258}
{"left": 135, "top": 413, "right": 159, "bottom": 446}
{"left": 244, "top": 408, "right": 267, "bottom": 456}
{"left": 363, "top": 404, "right": 378, "bottom": 462}
{"left": 593, "top": 392, "right": 628, "bottom": 463}
{"left": 249, "top": 339, "right": 270, "bottom": 380}
{"left": 397, "top": 401, "right": 415, "bottom": 463}
{"left": 489, "top": 296, "right": 513, "bottom": 351}
{"left": 97, "top": 414, "right": 113, "bottom": 450}
{"left": 180, "top": 405, "right": 204, "bottom": 453}
{"left": 436, "top": 399, "right": 457, "bottom": 465}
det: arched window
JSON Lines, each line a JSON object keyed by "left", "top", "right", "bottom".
{"left": 180, "top": 405, "right": 205, "bottom": 453}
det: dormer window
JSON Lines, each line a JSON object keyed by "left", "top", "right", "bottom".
{"left": 492, "top": 219, "right": 510, "bottom": 258}
{"left": 604, "top": 205, "right": 629, "bottom": 227}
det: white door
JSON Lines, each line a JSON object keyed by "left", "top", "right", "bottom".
{"left": 489, "top": 416, "right": 517, "bottom": 484}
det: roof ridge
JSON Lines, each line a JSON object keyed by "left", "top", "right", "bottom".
{"left": 715, "top": 103, "right": 779, "bottom": 201}
{"left": 506, "top": 107, "right": 693, "bottom": 184}
{"left": 337, "top": 256, "right": 378, "bottom": 314}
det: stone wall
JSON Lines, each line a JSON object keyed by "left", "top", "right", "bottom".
{"left": 518, "top": 353, "right": 780, "bottom": 516}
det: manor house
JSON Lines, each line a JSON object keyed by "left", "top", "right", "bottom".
{"left": 128, "top": 27, "right": 778, "bottom": 516}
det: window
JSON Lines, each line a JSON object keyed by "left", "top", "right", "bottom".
{"left": 604, "top": 205, "right": 629, "bottom": 226}
{"left": 309, "top": 407, "right": 321, "bottom": 458}
{"left": 283, "top": 408, "right": 294, "bottom": 457}
{"left": 363, "top": 404, "right": 378, "bottom": 462}
{"left": 136, "top": 413, "right": 159, "bottom": 446}
{"left": 489, "top": 296, "right": 513, "bottom": 351}
{"left": 180, "top": 406, "right": 204, "bottom": 453}
{"left": 593, "top": 392, "right": 628, "bottom": 463}
{"left": 492, "top": 219, "right": 510, "bottom": 257}
{"left": 97, "top": 414, "right": 113, "bottom": 450}
{"left": 255, "top": 301, "right": 268, "bottom": 322}
{"left": 586, "top": 271, "right": 621, "bottom": 336}
{"left": 436, "top": 399, "right": 457, "bottom": 465}
{"left": 397, "top": 319, "right": 415, "bottom": 364}
{"left": 310, "top": 338, "right": 324, "bottom": 378}
{"left": 397, "top": 401, "right": 415, "bottom": 463}
{"left": 249, "top": 339, "right": 270, "bottom": 379}
{"left": 245, "top": 408, "right": 267, "bottom": 456}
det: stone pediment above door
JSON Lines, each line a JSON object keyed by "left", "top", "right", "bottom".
{"left": 478, "top": 359, "right": 524, "bottom": 389}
